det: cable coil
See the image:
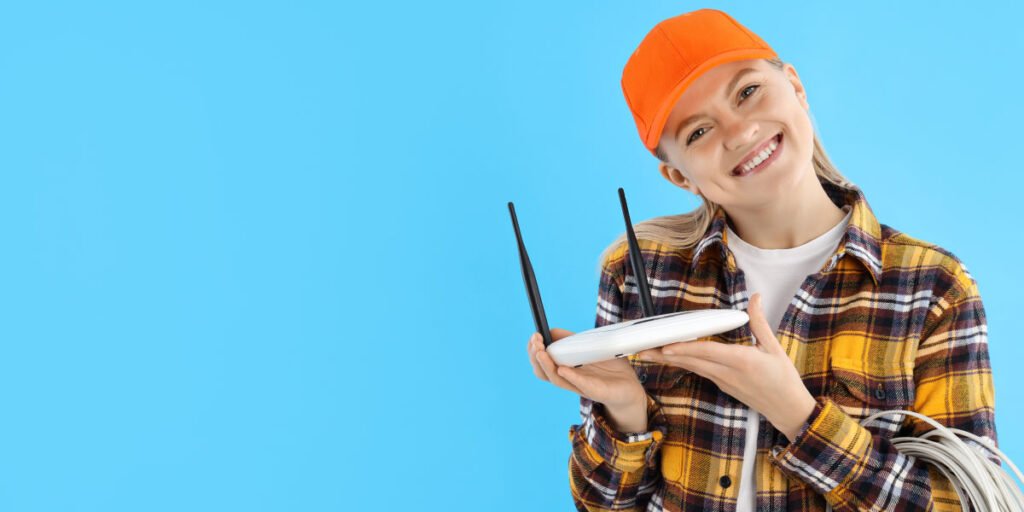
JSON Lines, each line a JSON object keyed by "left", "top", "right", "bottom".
{"left": 824, "top": 410, "right": 1023, "bottom": 511}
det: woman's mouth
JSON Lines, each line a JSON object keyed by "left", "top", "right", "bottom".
{"left": 732, "top": 132, "right": 783, "bottom": 177}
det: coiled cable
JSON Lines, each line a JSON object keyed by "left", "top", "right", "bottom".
{"left": 824, "top": 409, "right": 1023, "bottom": 511}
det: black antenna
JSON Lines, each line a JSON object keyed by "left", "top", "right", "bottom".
{"left": 508, "top": 202, "right": 553, "bottom": 347}
{"left": 618, "top": 188, "right": 656, "bottom": 318}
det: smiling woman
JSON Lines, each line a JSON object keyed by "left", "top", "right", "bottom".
{"left": 599, "top": 57, "right": 854, "bottom": 266}
{"left": 525, "top": 7, "right": 1002, "bottom": 512}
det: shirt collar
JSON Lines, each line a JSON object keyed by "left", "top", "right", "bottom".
{"left": 689, "top": 179, "right": 882, "bottom": 286}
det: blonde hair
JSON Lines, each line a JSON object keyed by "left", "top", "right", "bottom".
{"left": 597, "top": 57, "right": 857, "bottom": 272}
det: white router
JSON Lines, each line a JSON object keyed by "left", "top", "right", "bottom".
{"left": 509, "top": 188, "right": 749, "bottom": 367}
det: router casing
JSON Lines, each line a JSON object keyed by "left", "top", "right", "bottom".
{"left": 547, "top": 309, "right": 750, "bottom": 367}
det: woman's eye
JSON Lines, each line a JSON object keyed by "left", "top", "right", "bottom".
{"left": 739, "top": 84, "right": 759, "bottom": 101}
{"left": 686, "top": 127, "right": 706, "bottom": 145}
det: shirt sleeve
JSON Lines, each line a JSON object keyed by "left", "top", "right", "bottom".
{"left": 567, "top": 253, "right": 668, "bottom": 511}
{"left": 767, "top": 260, "right": 999, "bottom": 511}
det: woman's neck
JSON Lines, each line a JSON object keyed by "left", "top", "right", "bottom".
{"left": 725, "top": 173, "right": 847, "bottom": 250}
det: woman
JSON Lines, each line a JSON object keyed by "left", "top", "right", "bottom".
{"left": 526, "top": 9, "right": 998, "bottom": 512}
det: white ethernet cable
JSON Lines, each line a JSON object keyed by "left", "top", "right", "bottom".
{"left": 825, "top": 409, "right": 1023, "bottom": 512}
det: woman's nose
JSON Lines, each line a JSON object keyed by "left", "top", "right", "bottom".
{"left": 723, "top": 121, "right": 761, "bottom": 153}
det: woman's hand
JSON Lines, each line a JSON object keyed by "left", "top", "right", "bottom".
{"left": 636, "top": 293, "right": 817, "bottom": 442}
{"left": 528, "top": 328, "right": 649, "bottom": 432}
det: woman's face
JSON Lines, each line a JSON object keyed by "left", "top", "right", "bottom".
{"left": 657, "top": 59, "right": 814, "bottom": 211}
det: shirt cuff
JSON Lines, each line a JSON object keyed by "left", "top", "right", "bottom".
{"left": 571, "top": 396, "right": 665, "bottom": 473}
{"left": 768, "top": 397, "right": 872, "bottom": 499}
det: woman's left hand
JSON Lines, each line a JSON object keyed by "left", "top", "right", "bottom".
{"left": 636, "top": 292, "right": 817, "bottom": 443}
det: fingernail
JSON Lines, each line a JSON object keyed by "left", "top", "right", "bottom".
{"left": 662, "top": 349, "right": 675, "bottom": 355}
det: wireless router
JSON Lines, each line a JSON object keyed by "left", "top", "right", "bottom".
{"left": 508, "top": 188, "right": 749, "bottom": 367}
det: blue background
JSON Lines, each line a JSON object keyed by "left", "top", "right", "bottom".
{"left": 0, "top": 1, "right": 1019, "bottom": 510}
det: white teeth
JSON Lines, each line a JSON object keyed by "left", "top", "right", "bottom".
{"left": 739, "top": 136, "right": 779, "bottom": 172}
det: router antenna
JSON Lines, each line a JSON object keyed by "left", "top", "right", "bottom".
{"left": 508, "top": 202, "right": 553, "bottom": 347}
{"left": 618, "top": 188, "right": 655, "bottom": 318}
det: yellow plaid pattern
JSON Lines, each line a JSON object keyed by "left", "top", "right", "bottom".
{"left": 567, "top": 180, "right": 998, "bottom": 511}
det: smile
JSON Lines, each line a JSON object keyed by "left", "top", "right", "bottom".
{"left": 732, "top": 132, "right": 783, "bottom": 177}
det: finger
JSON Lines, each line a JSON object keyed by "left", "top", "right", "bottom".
{"left": 747, "top": 293, "right": 784, "bottom": 355}
{"left": 536, "top": 350, "right": 583, "bottom": 395}
{"left": 550, "top": 327, "right": 574, "bottom": 342}
{"left": 528, "top": 333, "right": 545, "bottom": 355}
{"left": 660, "top": 353, "right": 729, "bottom": 380}
{"left": 527, "top": 333, "right": 550, "bottom": 381}
{"left": 659, "top": 350, "right": 733, "bottom": 378}
{"left": 661, "top": 339, "right": 738, "bottom": 365}
{"left": 526, "top": 332, "right": 539, "bottom": 354}
{"left": 528, "top": 344, "right": 549, "bottom": 381}
{"left": 638, "top": 344, "right": 731, "bottom": 377}
{"left": 636, "top": 348, "right": 668, "bottom": 364}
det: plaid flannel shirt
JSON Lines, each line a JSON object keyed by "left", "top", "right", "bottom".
{"left": 567, "top": 180, "right": 999, "bottom": 511}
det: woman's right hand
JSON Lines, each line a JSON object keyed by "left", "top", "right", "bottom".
{"left": 527, "top": 328, "right": 647, "bottom": 413}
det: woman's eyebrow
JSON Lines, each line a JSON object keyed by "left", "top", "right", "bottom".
{"left": 674, "top": 67, "right": 760, "bottom": 140}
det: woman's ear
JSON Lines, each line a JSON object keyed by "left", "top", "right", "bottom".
{"left": 658, "top": 162, "right": 701, "bottom": 197}
{"left": 783, "top": 63, "right": 810, "bottom": 111}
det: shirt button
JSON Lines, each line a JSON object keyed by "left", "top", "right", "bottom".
{"left": 875, "top": 384, "right": 886, "bottom": 401}
{"left": 719, "top": 475, "right": 732, "bottom": 488}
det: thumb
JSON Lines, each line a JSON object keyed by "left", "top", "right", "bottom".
{"left": 748, "top": 293, "right": 782, "bottom": 354}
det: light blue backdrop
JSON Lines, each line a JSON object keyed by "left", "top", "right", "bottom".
{"left": 0, "top": 1, "right": 1018, "bottom": 510}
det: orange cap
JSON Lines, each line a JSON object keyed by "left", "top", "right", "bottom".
{"left": 621, "top": 9, "right": 778, "bottom": 156}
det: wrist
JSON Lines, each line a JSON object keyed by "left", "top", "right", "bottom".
{"left": 601, "top": 390, "right": 649, "bottom": 433}
{"left": 775, "top": 393, "right": 817, "bottom": 443}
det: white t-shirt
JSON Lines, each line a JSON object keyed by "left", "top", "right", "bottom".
{"left": 726, "top": 205, "right": 852, "bottom": 512}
